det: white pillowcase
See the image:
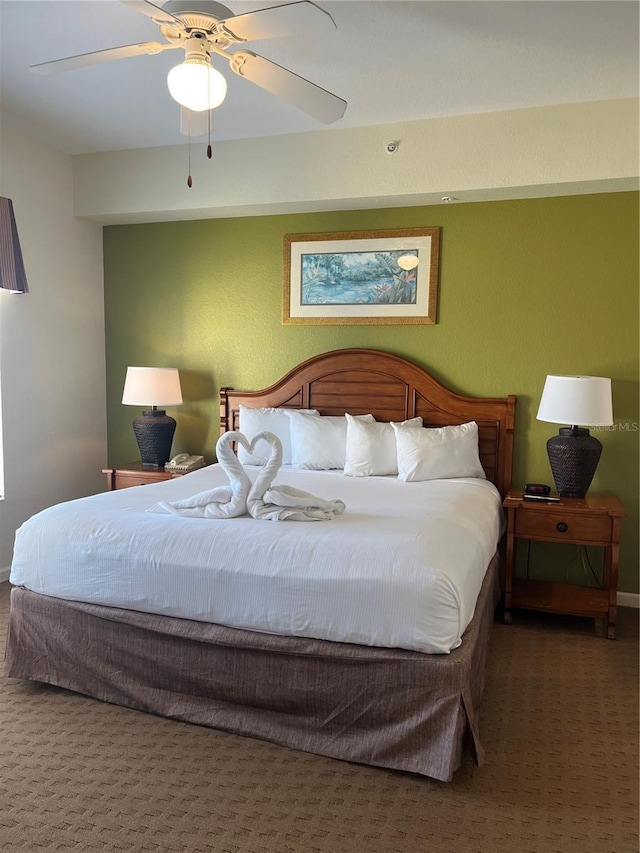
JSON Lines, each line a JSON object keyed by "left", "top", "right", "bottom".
{"left": 344, "top": 415, "right": 423, "bottom": 477}
{"left": 392, "top": 420, "right": 486, "bottom": 482}
{"left": 238, "top": 405, "right": 318, "bottom": 465}
{"left": 286, "top": 411, "right": 375, "bottom": 470}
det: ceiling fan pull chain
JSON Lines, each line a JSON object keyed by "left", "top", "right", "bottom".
{"left": 187, "top": 111, "right": 193, "bottom": 188}
{"left": 206, "top": 71, "right": 213, "bottom": 159}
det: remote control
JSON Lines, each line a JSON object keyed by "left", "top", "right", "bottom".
{"left": 522, "top": 493, "right": 560, "bottom": 503}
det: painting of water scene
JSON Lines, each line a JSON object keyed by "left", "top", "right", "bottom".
{"left": 300, "top": 250, "right": 417, "bottom": 306}
{"left": 283, "top": 228, "right": 440, "bottom": 325}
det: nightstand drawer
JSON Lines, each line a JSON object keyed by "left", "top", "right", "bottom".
{"left": 103, "top": 463, "right": 189, "bottom": 491}
{"left": 514, "top": 510, "right": 612, "bottom": 544}
{"left": 113, "top": 475, "right": 158, "bottom": 489}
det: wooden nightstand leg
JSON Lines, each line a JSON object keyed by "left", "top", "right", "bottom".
{"left": 503, "top": 509, "right": 515, "bottom": 624}
{"left": 605, "top": 520, "right": 620, "bottom": 640}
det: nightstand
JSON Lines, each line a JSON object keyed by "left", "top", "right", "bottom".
{"left": 102, "top": 462, "right": 188, "bottom": 491}
{"left": 503, "top": 489, "right": 625, "bottom": 639}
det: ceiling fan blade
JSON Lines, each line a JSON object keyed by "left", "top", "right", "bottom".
{"left": 219, "top": 1, "right": 335, "bottom": 42}
{"left": 229, "top": 50, "right": 346, "bottom": 124}
{"left": 120, "top": 0, "right": 183, "bottom": 26}
{"left": 30, "top": 42, "right": 174, "bottom": 75}
{"left": 180, "top": 107, "right": 211, "bottom": 138}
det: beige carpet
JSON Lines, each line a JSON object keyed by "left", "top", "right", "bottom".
{"left": 1, "top": 582, "right": 638, "bottom": 853}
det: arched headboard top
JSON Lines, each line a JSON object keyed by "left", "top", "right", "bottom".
{"left": 220, "top": 348, "right": 516, "bottom": 497}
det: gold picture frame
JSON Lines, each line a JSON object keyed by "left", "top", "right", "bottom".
{"left": 283, "top": 227, "right": 440, "bottom": 325}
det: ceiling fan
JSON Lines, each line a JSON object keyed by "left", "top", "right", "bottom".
{"left": 30, "top": 0, "right": 347, "bottom": 132}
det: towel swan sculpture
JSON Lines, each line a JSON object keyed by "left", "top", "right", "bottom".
{"left": 150, "top": 431, "right": 345, "bottom": 522}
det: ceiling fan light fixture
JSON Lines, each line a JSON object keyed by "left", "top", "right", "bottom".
{"left": 167, "top": 58, "right": 227, "bottom": 112}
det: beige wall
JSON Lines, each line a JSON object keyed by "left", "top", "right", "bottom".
{"left": 0, "top": 118, "right": 107, "bottom": 576}
{"left": 74, "top": 99, "right": 638, "bottom": 223}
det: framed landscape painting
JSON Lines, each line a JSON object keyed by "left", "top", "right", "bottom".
{"left": 283, "top": 227, "right": 440, "bottom": 325}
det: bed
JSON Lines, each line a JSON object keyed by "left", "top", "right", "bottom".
{"left": 5, "top": 348, "right": 516, "bottom": 782}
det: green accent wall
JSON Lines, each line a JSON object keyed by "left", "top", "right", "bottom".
{"left": 103, "top": 192, "right": 639, "bottom": 594}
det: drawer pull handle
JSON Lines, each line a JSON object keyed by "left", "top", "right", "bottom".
{"left": 556, "top": 521, "right": 568, "bottom": 533}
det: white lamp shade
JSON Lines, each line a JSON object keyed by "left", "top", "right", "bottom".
{"left": 167, "top": 60, "right": 227, "bottom": 112}
{"left": 536, "top": 375, "right": 613, "bottom": 427}
{"left": 122, "top": 367, "right": 183, "bottom": 407}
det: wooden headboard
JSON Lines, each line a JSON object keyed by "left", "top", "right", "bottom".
{"left": 220, "top": 348, "right": 516, "bottom": 497}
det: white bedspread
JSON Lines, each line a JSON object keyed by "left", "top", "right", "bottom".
{"left": 9, "top": 466, "right": 504, "bottom": 654}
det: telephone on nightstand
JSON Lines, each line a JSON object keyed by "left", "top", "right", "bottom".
{"left": 165, "top": 454, "right": 205, "bottom": 473}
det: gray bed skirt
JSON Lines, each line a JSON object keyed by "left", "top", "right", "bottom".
{"left": 5, "top": 553, "right": 501, "bottom": 782}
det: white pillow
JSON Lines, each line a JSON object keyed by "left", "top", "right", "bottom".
{"left": 286, "top": 411, "right": 375, "bottom": 470}
{"left": 344, "top": 415, "right": 423, "bottom": 477}
{"left": 238, "top": 405, "right": 318, "bottom": 465}
{"left": 392, "top": 420, "right": 486, "bottom": 482}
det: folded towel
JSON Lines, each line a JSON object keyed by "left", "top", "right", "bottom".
{"left": 260, "top": 485, "right": 346, "bottom": 521}
{"left": 247, "top": 431, "right": 346, "bottom": 522}
{"left": 148, "top": 431, "right": 251, "bottom": 518}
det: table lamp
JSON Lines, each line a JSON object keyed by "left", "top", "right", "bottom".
{"left": 536, "top": 374, "right": 613, "bottom": 498}
{"left": 122, "top": 367, "right": 183, "bottom": 467}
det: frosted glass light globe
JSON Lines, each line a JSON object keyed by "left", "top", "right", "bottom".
{"left": 167, "top": 60, "right": 227, "bottom": 112}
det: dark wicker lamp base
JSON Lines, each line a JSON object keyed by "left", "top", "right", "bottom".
{"left": 546, "top": 427, "right": 603, "bottom": 499}
{"left": 132, "top": 409, "right": 177, "bottom": 468}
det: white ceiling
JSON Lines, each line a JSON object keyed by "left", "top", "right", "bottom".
{"left": 1, "top": 0, "right": 638, "bottom": 155}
